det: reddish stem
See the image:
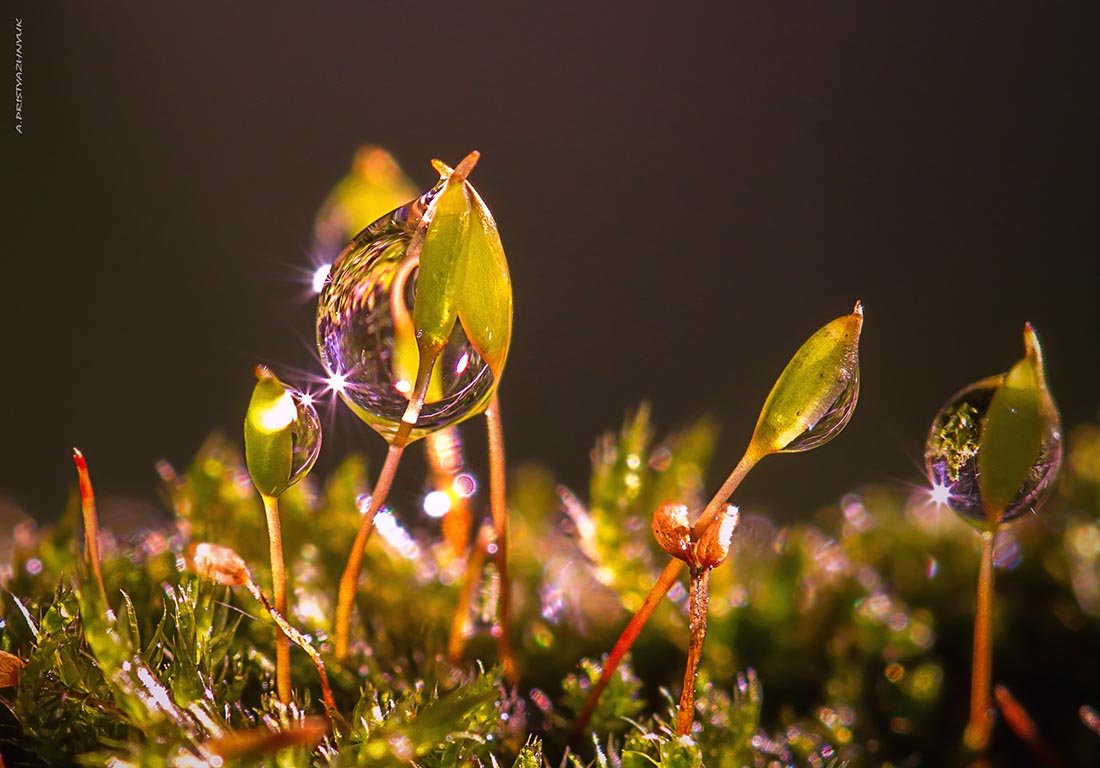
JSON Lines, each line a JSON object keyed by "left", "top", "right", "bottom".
{"left": 676, "top": 568, "right": 710, "bottom": 735}
{"left": 994, "top": 684, "right": 1060, "bottom": 768}
{"left": 573, "top": 448, "right": 761, "bottom": 738}
{"left": 333, "top": 442, "right": 406, "bottom": 659}
{"left": 965, "top": 531, "right": 997, "bottom": 752}
{"left": 571, "top": 558, "right": 685, "bottom": 739}
{"left": 72, "top": 448, "right": 107, "bottom": 604}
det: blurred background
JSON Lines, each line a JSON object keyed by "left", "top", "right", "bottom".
{"left": 4, "top": 2, "right": 1098, "bottom": 521}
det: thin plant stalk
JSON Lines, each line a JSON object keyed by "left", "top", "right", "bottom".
{"left": 691, "top": 452, "right": 759, "bottom": 537}
{"left": 244, "top": 579, "right": 341, "bottom": 725}
{"left": 572, "top": 558, "right": 684, "bottom": 737}
{"left": 486, "top": 394, "right": 518, "bottom": 684}
{"left": 676, "top": 568, "right": 711, "bottom": 735}
{"left": 332, "top": 360, "right": 436, "bottom": 659}
{"left": 448, "top": 525, "right": 492, "bottom": 663}
{"left": 965, "top": 529, "right": 997, "bottom": 752}
{"left": 993, "top": 684, "right": 1060, "bottom": 768}
{"left": 573, "top": 449, "right": 761, "bottom": 738}
{"left": 72, "top": 449, "right": 108, "bottom": 605}
{"left": 261, "top": 494, "right": 292, "bottom": 704}
{"left": 333, "top": 442, "right": 405, "bottom": 658}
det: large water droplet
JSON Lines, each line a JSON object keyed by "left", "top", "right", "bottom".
{"left": 781, "top": 371, "right": 860, "bottom": 453}
{"left": 287, "top": 388, "right": 322, "bottom": 487}
{"left": 924, "top": 377, "right": 1061, "bottom": 526}
{"left": 316, "top": 184, "right": 495, "bottom": 443}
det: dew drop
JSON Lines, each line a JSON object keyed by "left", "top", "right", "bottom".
{"left": 924, "top": 378, "right": 1061, "bottom": 526}
{"left": 287, "top": 388, "right": 322, "bottom": 487}
{"left": 316, "top": 182, "right": 495, "bottom": 442}
{"left": 781, "top": 370, "right": 860, "bottom": 453}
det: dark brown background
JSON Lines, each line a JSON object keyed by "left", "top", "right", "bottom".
{"left": 4, "top": 2, "right": 1099, "bottom": 520}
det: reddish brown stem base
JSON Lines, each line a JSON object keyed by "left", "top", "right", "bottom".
{"left": 676, "top": 568, "right": 710, "bottom": 735}
{"left": 965, "top": 531, "right": 997, "bottom": 752}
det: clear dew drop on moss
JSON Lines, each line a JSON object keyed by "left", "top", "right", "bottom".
{"left": 780, "top": 370, "right": 860, "bottom": 453}
{"left": 315, "top": 183, "right": 495, "bottom": 443}
{"left": 924, "top": 377, "right": 1062, "bottom": 526}
{"left": 287, "top": 388, "right": 322, "bottom": 487}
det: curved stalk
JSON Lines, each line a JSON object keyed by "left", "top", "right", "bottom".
{"left": 572, "top": 449, "right": 761, "bottom": 738}
{"left": 244, "top": 579, "right": 341, "bottom": 726}
{"left": 676, "top": 568, "right": 710, "bottom": 735}
{"left": 486, "top": 395, "right": 518, "bottom": 685}
{"left": 333, "top": 355, "right": 437, "bottom": 659}
{"left": 965, "top": 530, "right": 997, "bottom": 752}
{"left": 333, "top": 443, "right": 405, "bottom": 658}
{"left": 261, "top": 494, "right": 291, "bottom": 704}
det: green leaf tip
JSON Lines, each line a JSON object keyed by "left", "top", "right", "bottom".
{"left": 977, "top": 323, "right": 1059, "bottom": 520}
{"left": 413, "top": 151, "right": 513, "bottom": 392}
{"left": 748, "top": 301, "right": 863, "bottom": 457}
{"left": 244, "top": 365, "right": 321, "bottom": 498}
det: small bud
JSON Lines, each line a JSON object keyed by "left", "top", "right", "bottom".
{"left": 693, "top": 504, "right": 739, "bottom": 569}
{"left": 652, "top": 503, "right": 693, "bottom": 562}
{"left": 244, "top": 366, "right": 322, "bottom": 498}
{"left": 187, "top": 542, "right": 251, "bottom": 587}
{"left": 748, "top": 303, "right": 863, "bottom": 457}
{"left": 0, "top": 650, "right": 25, "bottom": 688}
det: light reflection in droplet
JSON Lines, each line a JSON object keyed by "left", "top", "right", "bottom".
{"left": 453, "top": 473, "right": 477, "bottom": 498}
{"left": 324, "top": 371, "right": 348, "bottom": 396}
{"left": 311, "top": 263, "right": 332, "bottom": 294}
{"left": 422, "top": 490, "right": 451, "bottom": 518}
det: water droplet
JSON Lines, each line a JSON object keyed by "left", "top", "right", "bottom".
{"left": 924, "top": 378, "right": 1061, "bottom": 526}
{"left": 781, "top": 370, "right": 860, "bottom": 452}
{"left": 316, "top": 182, "right": 495, "bottom": 442}
{"left": 287, "top": 388, "right": 322, "bottom": 487}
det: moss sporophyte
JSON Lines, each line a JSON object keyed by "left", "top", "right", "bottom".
{"left": 315, "top": 151, "right": 516, "bottom": 679}
{"left": 923, "top": 324, "right": 1061, "bottom": 753}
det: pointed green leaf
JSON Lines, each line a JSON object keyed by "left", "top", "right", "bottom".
{"left": 456, "top": 184, "right": 513, "bottom": 377}
{"left": 978, "top": 324, "right": 1055, "bottom": 516}
{"left": 413, "top": 173, "right": 470, "bottom": 358}
{"left": 412, "top": 152, "right": 513, "bottom": 390}
{"left": 244, "top": 367, "right": 295, "bottom": 498}
{"left": 749, "top": 303, "right": 863, "bottom": 456}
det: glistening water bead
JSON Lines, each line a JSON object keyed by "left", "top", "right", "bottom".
{"left": 924, "top": 377, "right": 1062, "bottom": 526}
{"left": 287, "top": 388, "right": 322, "bottom": 487}
{"left": 316, "top": 182, "right": 495, "bottom": 443}
{"left": 782, "top": 371, "right": 860, "bottom": 453}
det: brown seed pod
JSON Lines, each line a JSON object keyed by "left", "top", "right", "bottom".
{"left": 652, "top": 502, "right": 693, "bottom": 563}
{"left": 693, "top": 504, "right": 740, "bottom": 569}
